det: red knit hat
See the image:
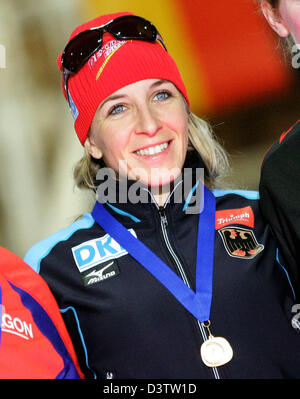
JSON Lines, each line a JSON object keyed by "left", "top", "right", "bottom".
{"left": 57, "top": 12, "right": 190, "bottom": 145}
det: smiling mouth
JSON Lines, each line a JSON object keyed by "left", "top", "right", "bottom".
{"left": 135, "top": 141, "right": 170, "bottom": 156}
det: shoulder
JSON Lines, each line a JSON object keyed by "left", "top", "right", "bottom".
{"left": 262, "top": 120, "right": 300, "bottom": 165}
{"left": 277, "top": 119, "right": 300, "bottom": 146}
{"left": 213, "top": 189, "right": 259, "bottom": 201}
{"left": 213, "top": 189, "right": 260, "bottom": 211}
{"left": 213, "top": 189, "right": 262, "bottom": 229}
{"left": 24, "top": 213, "right": 95, "bottom": 273}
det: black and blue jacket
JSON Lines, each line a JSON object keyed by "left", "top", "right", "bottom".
{"left": 260, "top": 120, "right": 300, "bottom": 300}
{"left": 25, "top": 151, "right": 300, "bottom": 379}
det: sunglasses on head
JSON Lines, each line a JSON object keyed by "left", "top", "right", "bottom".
{"left": 61, "top": 15, "right": 167, "bottom": 105}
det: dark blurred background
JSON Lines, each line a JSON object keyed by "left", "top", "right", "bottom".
{"left": 0, "top": 0, "right": 299, "bottom": 257}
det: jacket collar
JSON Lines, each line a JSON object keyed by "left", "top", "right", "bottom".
{"left": 94, "top": 150, "right": 206, "bottom": 225}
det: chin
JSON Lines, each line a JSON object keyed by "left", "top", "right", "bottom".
{"left": 145, "top": 171, "right": 182, "bottom": 188}
{"left": 127, "top": 160, "right": 184, "bottom": 188}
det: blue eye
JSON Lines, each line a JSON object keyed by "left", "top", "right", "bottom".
{"left": 155, "top": 91, "right": 170, "bottom": 101}
{"left": 110, "top": 104, "right": 126, "bottom": 115}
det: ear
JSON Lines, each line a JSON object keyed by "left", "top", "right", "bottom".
{"left": 84, "top": 136, "right": 103, "bottom": 159}
{"left": 260, "top": 0, "right": 290, "bottom": 37}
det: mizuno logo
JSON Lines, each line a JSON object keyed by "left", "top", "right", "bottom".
{"left": 85, "top": 262, "right": 114, "bottom": 279}
{"left": 81, "top": 260, "right": 120, "bottom": 287}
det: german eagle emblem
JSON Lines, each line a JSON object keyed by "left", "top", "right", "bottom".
{"left": 218, "top": 227, "right": 264, "bottom": 259}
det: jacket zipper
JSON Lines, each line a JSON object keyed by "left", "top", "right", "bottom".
{"left": 158, "top": 206, "right": 221, "bottom": 380}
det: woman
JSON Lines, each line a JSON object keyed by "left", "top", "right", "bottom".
{"left": 258, "top": 0, "right": 300, "bottom": 310}
{"left": 25, "top": 12, "right": 300, "bottom": 379}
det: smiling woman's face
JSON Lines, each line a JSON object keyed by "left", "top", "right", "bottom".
{"left": 85, "top": 78, "right": 189, "bottom": 188}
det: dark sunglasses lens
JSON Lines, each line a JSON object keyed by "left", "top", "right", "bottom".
{"left": 110, "top": 16, "right": 156, "bottom": 40}
{"left": 63, "top": 30, "right": 103, "bottom": 72}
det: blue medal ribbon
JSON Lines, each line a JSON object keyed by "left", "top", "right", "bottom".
{"left": 92, "top": 185, "right": 216, "bottom": 323}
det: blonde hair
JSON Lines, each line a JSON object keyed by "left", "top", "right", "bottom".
{"left": 73, "top": 112, "right": 230, "bottom": 191}
{"left": 186, "top": 113, "right": 229, "bottom": 189}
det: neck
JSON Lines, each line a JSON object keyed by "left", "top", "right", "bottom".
{"left": 150, "top": 187, "right": 171, "bottom": 207}
{"left": 149, "top": 180, "right": 177, "bottom": 207}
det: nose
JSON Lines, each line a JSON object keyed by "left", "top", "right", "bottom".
{"left": 135, "top": 105, "right": 162, "bottom": 137}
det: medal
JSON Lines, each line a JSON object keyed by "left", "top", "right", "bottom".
{"left": 201, "top": 321, "right": 233, "bottom": 367}
{"left": 201, "top": 336, "right": 233, "bottom": 367}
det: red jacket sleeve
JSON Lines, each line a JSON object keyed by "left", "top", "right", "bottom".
{"left": 0, "top": 246, "right": 84, "bottom": 379}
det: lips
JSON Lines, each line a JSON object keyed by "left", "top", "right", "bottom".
{"left": 134, "top": 141, "right": 170, "bottom": 156}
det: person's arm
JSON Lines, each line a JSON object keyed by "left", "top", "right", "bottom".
{"left": 259, "top": 120, "right": 300, "bottom": 299}
{"left": 0, "top": 246, "right": 84, "bottom": 379}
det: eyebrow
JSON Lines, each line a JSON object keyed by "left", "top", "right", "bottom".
{"left": 98, "top": 80, "right": 171, "bottom": 110}
{"left": 99, "top": 94, "right": 128, "bottom": 110}
{"left": 150, "top": 79, "right": 170, "bottom": 88}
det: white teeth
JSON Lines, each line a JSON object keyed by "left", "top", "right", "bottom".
{"left": 136, "top": 142, "right": 169, "bottom": 156}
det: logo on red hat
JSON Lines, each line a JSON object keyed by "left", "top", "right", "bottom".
{"left": 87, "top": 39, "right": 126, "bottom": 79}
{"left": 69, "top": 93, "right": 79, "bottom": 120}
